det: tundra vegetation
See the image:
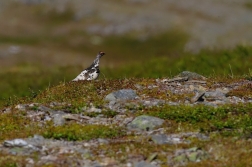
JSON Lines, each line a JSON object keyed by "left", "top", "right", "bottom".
{"left": 1, "top": 2, "right": 252, "bottom": 166}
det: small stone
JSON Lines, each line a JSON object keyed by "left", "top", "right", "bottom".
{"left": 176, "top": 71, "right": 206, "bottom": 80}
{"left": 100, "top": 157, "right": 117, "bottom": 166}
{"left": 53, "top": 114, "right": 66, "bottom": 126}
{"left": 32, "top": 135, "right": 45, "bottom": 141}
{"left": 191, "top": 91, "right": 205, "bottom": 103}
{"left": 216, "top": 88, "right": 230, "bottom": 94}
{"left": 127, "top": 115, "right": 164, "bottom": 131}
{"left": 105, "top": 93, "right": 117, "bottom": 101}
{"left": 26, "top": 158, "right": 35, "bottom": 165}
{"left": 196, "top": 133, "right": 209, "bottom": 141}
{"left": 49, "top": 102, "right": 68, "bottom": 107}
{"left": 172, "top": 154, "right": 188, "bottom": 164}
{"left": 105, "top": 89, "right": 138, "bottom": 101}
{"left": 189, "top": 85, "right": 207, "bottom": 92}
{"left": 188, "top": 148, "right": 208, "bottom": 162}
{"left": 38, "top": 105, "right": 55, "bottom": 113}
{"left": 151, "top": 134, "right": 183, "bottom": 145}
{"left": 147, "top": 153, "right": 158, "bottom": 162}
{"left": 205, "top": 90, "right": 226, "bottom": 98}
{"left": 134, "top": 160, "right": 157, "bottom": 167}
{"left": 142, "top": 99, "right": 165, "bottom": 107}
{"left": 41, "top": 155, "right": 57, "bottom": 161}
{"left": 168, "top": 147, "right": 208, "bottom": 166}
{"left": 62, "top": 114, "right": 80, "bottom": 121}
{"left": 98, "top": 138, "right": 109, "bottom": 144}
{"left": 162, "top": 77, "right": 188, "bottom": 83}
{"left": 188, "top": 152, "right": 198, "bottom": 162}
{"left": 89, "top": 106, "right": 102, "bottom": 113}
{"left": 134, "top": 84, "right": 143, "bottom": 90}
{"left": 2, "top": 107, "right": 11, "bottom": 113}
{"left": 187, "top": 147, "right": 199, "bottom": 152}
{"left": 4, "top": 139, "right": 28, "bottom": 147}
{"left": 15, "top": 104, "right": 28, "bottom": 111}
{"left": 151, "top": 134, "right": 168, "bottom": 144}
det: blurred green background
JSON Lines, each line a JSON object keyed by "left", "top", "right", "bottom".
{"left": 1, "top": 0, "right": 252, "bottom": 106}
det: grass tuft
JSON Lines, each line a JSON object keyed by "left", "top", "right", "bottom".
{"left": 43, "top": 123, "right": 125, "bottom": 141}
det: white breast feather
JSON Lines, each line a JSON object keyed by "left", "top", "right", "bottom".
{"left": 88, "top": 72, "right": 99, "bottom": 80}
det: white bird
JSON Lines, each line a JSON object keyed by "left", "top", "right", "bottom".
{"left": 72, "top": 51, "right": 105, "bottom": 81}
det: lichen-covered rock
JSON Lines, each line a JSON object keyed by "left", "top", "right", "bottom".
{"left": 15, "top": 104, "right": 28, "bottom": 111}
{"left": 168, "top": 147, "right": 208, "bottom": 166}
{"left": 53, "top": 113, "right": 66, "bottom": 126}
{"left": 105, "top": 89, "right": 138, "bottom": 101}
{"left": 3, "top": 139, "right": 28, "bottom": 147}
{"left": 127, "top": 115, "right": 164, "bottom": 131}
{"left": 142, "top": 99, "right": 165, "bottom": 107}
{"left": 190, "top": 91, "right": 205, "bottom": 103}
{"left": 205, "top": 90, "right": 226, "bottom": 98}
{"left": 176, "top": 71, "right": 206, "bottom": 80}
{"left": 151, "top": 134, "right": 182, "bottom": 145}
{"left": 134, "top": 160, "right": 158, "bottom": 167}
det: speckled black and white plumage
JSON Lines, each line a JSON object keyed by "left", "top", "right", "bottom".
{"left": 72, "top": 51, "right": 105, "bottom": 81}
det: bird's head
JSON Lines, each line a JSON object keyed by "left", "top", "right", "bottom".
{"left": 97, "top": 51, "right": 105, "bottom": 58}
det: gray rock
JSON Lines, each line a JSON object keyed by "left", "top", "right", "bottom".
{"left": 134, "top": 84, "right": 143, "bottom": 90}
{"left": 142, "top": 99, "right": 165, "bottom": 107}
{"left": 167, "top": 101, "right": 179, "bottom": 106}
{"left": 134, "top": 160, "right": 158, "bottom": 167}
{"left": 3, "top": 139, "right": 28, "bottom": 147}
{"left": 88, "top": 106, "right": 102, "bottom": 113}
{"left": 97, "top": 138, "right": 109, "bottom": 144}
{"left": 2, "top": 107, "right": 11, "bottom": 113}
{"left": 105, "top": 89, "right": 138, "bottom": 101}
{"left": 151, "top": 132, "right": 209, "bottom": 145}
{"left": 205, "top": 90, "right": 226, "bottom": 98}
{"left": 127, "top": 115, "right": 164, "bottom": 131}
{"left": 191, "top": 91, "right": 205, "bottom": 103}
{"left": 53, "top": 114, "right": 66, "bottom": 126}
{"left": 1, "top": 135, "right": 93, "bottom": 166}
{"left": 28, "top": 135, "right": 45, "bottom": 143}
{"left": 216, "top": 88, "right": 230, "bottom": 94}
{"left": 228, "top": 96, "right": 245, "bottom": 104}
{"left": 176, "top": 71, "right": 206, "bottom": 80}
{"left": 15, "top": 104, "right": 28, "bottom": 111}
{"left": 38, "top": 105, "right": 55, "bottom": 113}
{"left": 168, "top": 147, "right": 208, "bottom": 166}
{"left": 147, "top": 153, "right": 158, "bottom": 162}
{"left": 151, "top": 134, "right": 182, "bottom": 145}
{"left": 151, "top": 134, "right": 168, "bottom": 144}
{"left": 195, "top": 133, "right": 209, "bottom": 141}
{"left": 49, "top": 102, "right": 68, "bottom": 107}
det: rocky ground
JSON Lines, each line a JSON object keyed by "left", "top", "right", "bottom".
{"left": 1, "top": 1, "right": 252, "bottom": 166}
{"left": 1, "top": 71, "right": 252, "bottom": 166}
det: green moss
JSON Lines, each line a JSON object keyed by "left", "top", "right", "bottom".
{"left": 0, "top": 111, "right": 43, "bottom": 141}
{"left": 43, "top": 123, "right": 125, "bottom": 141}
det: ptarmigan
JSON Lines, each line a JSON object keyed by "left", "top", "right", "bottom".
{"left": 72, "top": 51, "right": 105, "bottom": 81}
